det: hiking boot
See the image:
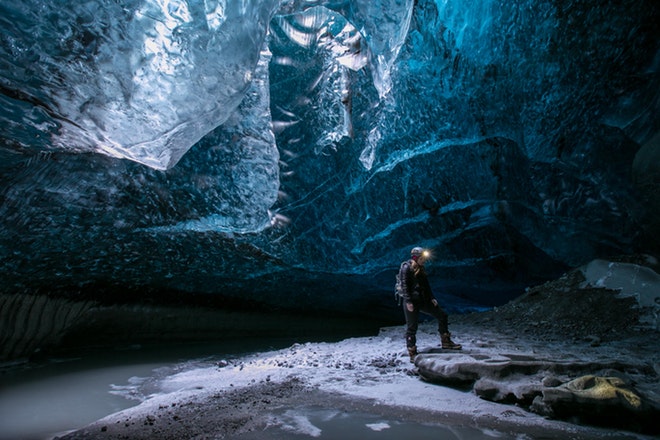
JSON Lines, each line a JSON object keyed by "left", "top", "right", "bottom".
{"left": 441, "top": 333, "right": 462, "bottom": 350}
{"left": 407, "top": 346, "right": 418, "bottom": 362}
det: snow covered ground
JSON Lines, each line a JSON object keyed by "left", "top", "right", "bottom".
{"left": 55, "top": 322, "right": 656, "bottom": 440}
{"left": 56, "top": 258, "right": 660, "bottom": 439}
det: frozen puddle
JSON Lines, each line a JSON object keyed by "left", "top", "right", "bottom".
{"left": 0, "top": 362, "right": 155, "bottom": 440}
{"left": 0, "top": 339, "right": 298, "bottom": 440}
{"left": 234, "top": 407, "right": 514, "bottom": 440}
{"left": 0, "top": 363, "right": 513, "bottom": 440}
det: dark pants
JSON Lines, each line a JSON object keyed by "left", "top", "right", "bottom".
{"left": 403, "top": 301, "right": 449, "bottom": 348}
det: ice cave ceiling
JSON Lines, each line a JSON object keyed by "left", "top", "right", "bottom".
{"left": 0, "top": 0, "right": 659, "bottom": 316}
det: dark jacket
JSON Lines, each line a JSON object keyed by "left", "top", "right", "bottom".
{"left": 400, "top": 259, "right": 436, "bottom": 304}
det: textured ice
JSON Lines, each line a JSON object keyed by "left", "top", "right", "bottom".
{"left": 0, "top": 0, "right": 412, "bottom": 170}
{"left": 1, "top": 0, "right": 282, "bottom": 169}
{"left": 0, "top": 0, "right": 658, "bottom": 317}
{"left": 581, "top": 258, "right": 660, "bottom": 330}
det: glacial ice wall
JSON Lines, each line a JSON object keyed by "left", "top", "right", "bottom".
{"left": 1, "top": 0, "right": 280, "bottom": 169}
{"left": 0, "top": 0, "right": 658, "bottom": 323}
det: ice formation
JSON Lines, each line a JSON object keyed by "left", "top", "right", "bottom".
{"left": 0, "top": 0, "right": 658, "bottom": 320}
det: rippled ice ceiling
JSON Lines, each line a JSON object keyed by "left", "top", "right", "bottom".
{"left": 1, "top": 0, "right": 658, "bottom": 315}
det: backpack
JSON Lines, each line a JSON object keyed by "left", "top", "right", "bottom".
{"left": 394, "top": 261, "right": 409, "bottom": 304}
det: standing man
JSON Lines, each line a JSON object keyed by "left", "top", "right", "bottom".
{"left": 399, "top": 246, "right": 461, "bottom": 362}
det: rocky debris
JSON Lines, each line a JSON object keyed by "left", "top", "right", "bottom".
{"left": 419, "top": 257, "right": 660, "bottom": 435}
{"left": 455, "top": 255, "right": 659, "bottom": 341}
{"left": 455, "top": 269, "right": 640, "bottom": 342}
{"left": 58, "top": 378, "right": 309, "bottom": 440}
{"left": 581, "top": 258, "right": 660, "bottom": 331}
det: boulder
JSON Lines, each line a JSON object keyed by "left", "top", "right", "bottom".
{"left": 541, "top": 375, "right": 657, "bottom": 433}
{"left": 415, "top": 351, "right": 660, "bottom": 435}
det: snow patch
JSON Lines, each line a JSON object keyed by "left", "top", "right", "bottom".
{"left": 277, "top": 410, "right": 322, "bottom": 437}
{"left": 366, "top": 421, "right": 390, "bottom": 431}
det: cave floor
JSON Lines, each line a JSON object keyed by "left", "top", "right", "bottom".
{"left": 54, "top": 317, "right": 658, "bottom": 440}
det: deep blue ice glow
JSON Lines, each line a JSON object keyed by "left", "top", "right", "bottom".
{"left": 0, "top": 0, "right": 658, "bottom": 319}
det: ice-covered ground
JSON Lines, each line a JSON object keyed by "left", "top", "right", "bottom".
{"left": 56, "top": 322, "right": 657, "bottom": 440}
{"left": 57, "top": 259, "right": 660, "bottom": 439}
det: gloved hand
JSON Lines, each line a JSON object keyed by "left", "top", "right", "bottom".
{"left": 406, "top": 302, "right": 414, "bottom": 312}
{"left": 431, "top": 299, "right": 438, "bottom": 307}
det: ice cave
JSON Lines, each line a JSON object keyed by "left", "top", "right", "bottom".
{"left": 0, "top": 0, "right": 659, "bottom": 439}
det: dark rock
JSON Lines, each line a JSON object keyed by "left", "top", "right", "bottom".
{"left": 541, "top": 375, "right": 562, "bottom": 388}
